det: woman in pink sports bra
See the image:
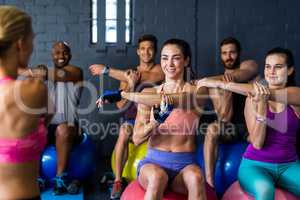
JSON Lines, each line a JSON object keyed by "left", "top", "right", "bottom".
{"left": 118, "top": 39, "right": 209, "bottom": 200}
{"left": 0, "top": 6, "right": 48, "bottom": 200}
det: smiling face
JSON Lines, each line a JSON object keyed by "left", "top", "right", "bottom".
{"left": 264, "top": 54, "right": 293, "bottom": 88}
{"left": 51, "top": 42, "right": 71, "bottom": 68}
{"left": 160, "top": 44, "right": 189, "bottom": 81}
{"left": 220, "top": 43, "right": 239, "bottom": 69}
{"left": 137, "top": 40, "right": 156, "bottom": 64}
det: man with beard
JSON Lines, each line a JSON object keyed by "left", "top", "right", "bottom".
{"left": 47, "top": 41, "right": 83, "bottom": 195}
{"left": 202, "top": 37, "right": 258, "bottom": 189}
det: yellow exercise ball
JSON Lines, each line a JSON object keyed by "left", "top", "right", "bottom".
{"left": 111, "top": 142, "right": 147, "bottom": 182}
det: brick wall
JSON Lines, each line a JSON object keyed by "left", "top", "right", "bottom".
{"left": 2, "top": 0, "right": 300, "bottom": 156}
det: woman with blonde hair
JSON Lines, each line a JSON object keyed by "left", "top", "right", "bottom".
{"left": 0, "top": 6, "right": 48, "bottom": 199}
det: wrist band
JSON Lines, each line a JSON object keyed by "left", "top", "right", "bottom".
{"left": 102, "top": 66, "right": 110, "bottom": 75}
{"left": 256, "top": 115, "right": 267, "bottom": 123}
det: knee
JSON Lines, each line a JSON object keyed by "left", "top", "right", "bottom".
{"left": 55, "top": 123, "right": 74, "bottom": 141}
{"left": 206, "top": 123, "right": 219, "bottom": 141}
{"left": 185, "top": 168, "right": 205, "bottom": 188}
{"left": 253, "top": 181, "right": 274, "bottom": 199}
{"left": 148, "top": 170, "right": 168, "bottom": 187}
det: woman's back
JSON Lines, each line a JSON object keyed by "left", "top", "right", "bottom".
{"left": 0, "top": 78, "right": 47, "bottom": 199}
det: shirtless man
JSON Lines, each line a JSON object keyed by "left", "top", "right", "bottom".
{"left": 47, "top": 41, "right": 83, "bottom": 195}
{"left": 203, "top": 37, "right": 258, "bottom": 189}
{"left": 89, "top": 34, "right": 164, "bottom": 199}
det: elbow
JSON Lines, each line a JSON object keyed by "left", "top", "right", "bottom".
{"left": 132, "top": 134, "right": 143, "bottom": 146}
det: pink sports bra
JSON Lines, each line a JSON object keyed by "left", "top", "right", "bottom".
{"left": 0, "top": 76, "right": 47, "bottom": 163}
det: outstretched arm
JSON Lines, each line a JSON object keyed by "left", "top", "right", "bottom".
{"left": 89, "top": 64, "right": 164, "bottom": 84}
{"left": 198, "top": 79, "right": 300, "bottom": 106}
{"left": 121, "top": 85, "right": 208, "bottom": 109}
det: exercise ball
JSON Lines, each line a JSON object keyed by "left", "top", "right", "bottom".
{"left": 41, "top": 132, "right": 96, "bottom": 181}
{"left": 222, "top": 181, "right": 300, "bottom": 200}
{"left": 121, "top": 180, "right": 217, "bottom": 200}
{"left": 111, "top": 142, "right": 147, "bottom": 181}
{"left": 196, "top": 141, "right": 248, "bottom": 195}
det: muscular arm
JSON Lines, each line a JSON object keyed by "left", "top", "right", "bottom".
{"left": 231, "top": 60, "right": 258, "bottom": 82}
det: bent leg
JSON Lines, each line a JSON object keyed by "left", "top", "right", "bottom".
{"left": 204, "top": 122, "right": 219, "bottom": 188}
{"left": 238, "top": 158, "right": 275, "bottom": 200}
{"left": 277, "top": 160, "right": 300, "bottom": 196}
{"left": 138, "top": 164, "right": 168, "bottom": 200}
{"left": 114, "top": 123, "right": 133, "bottom": 181}
{"left": 171, "top": 164, "right": 206, "bottom": 200}
{"left": 55, "top": 123, "right": 80, "bottom": 175}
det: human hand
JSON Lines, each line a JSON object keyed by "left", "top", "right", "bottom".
{"left": 222, "top": 73, "right": 234, "bottom": 82}
{"left": 248, "top": 82, "right": 270, "bottom": 103}
{"left": 96, "top": 90, "right": 122, "bottom": 108}
{"left": 153, "top": 94, "right": 174, "bottom": 123}
{"left": 124, "top": 69, "right": 141, "bottom": 88}
{"left": 89, "top": 64, "right": 105, "bottom": 76}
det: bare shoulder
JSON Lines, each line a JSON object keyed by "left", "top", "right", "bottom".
{"left": 64, "top": 64, "right": 82, "bottom": 73}
{"left": 183, "top": 82, "right": 201, "bottom": 92}
{"left": 15, "top": 79, "right": 47, "bottom": 109}
{"left": 240, "top": 59, "right": 258, "bottom": 70}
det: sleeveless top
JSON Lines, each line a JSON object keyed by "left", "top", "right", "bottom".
{"left": 243, "top": 105, "right": 299, "bottom": 163}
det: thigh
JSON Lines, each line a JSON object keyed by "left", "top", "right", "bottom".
{"left": 238, "top": 159, "right": 275, "bottom": 198}
{"left": 170, "top": 164, "right": 203, "bottom": 195}
{"left": 138, "top": 163, "right": 168, "bottom": 190}
{"left": 278, "top": 161, "right": 300, "bottom": 196}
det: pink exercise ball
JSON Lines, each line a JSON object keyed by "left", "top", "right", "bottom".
{"left": 222, "top": 181, "right": 300, "bottom": 200}
{"left": 121, "top": 180, "right": 217, "bottom": 200}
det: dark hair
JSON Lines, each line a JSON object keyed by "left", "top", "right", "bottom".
{"left": 266, "top": 47, "right": 295, "bottom": 86}
{"left": 161, "top": 38, "right": 195, "bottom": 81}
{"left": 138, "top": 34, "right": 158, "bottom": 53}
{"left": 220, "top": 37, "right": 241, "bottom": 53}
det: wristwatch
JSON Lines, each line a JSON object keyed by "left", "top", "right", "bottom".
{"left": 102, "top": 66, "right": 110, "bottom": 75}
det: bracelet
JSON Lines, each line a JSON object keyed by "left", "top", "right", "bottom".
{"left": 102, "top": 66, "right": 110, "bottom": 75}
{"left": 255, "top": 115, "right": 267, "bottom": 123}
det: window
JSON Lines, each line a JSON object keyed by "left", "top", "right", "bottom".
{"left": 91, "top": 0, "right": 132, "bottom": 45}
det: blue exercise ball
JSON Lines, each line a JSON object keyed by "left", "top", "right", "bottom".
{"left": 196, "top": 142, "right": 248, "bottom": 196}
{"left": 41, "top": 132, "right": 96, "bottom": 181}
